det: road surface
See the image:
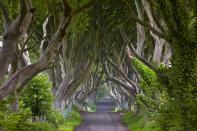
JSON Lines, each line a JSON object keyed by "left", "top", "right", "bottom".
{"left": 75, "top": 97, "right": 128, "bottom": 131}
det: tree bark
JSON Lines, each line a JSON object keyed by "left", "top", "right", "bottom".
{"left": 0, "top": 0, "right": 95, "bottom": 99}
{"left": 0, "top": 0, "right": 33, "bottom": 80}
{"left": 135, "top": 0, "right": 145, "bottom": 57}
{"left": 141, "top": 0, "right": 165, "bottom": 65}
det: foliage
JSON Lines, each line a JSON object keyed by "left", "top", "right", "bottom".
{"left": 68, "top": 10, "right": 90, "bottom": 33}
{"left": 0, "top": 77, "right": 57, "bottom": 131}
{"left": 0, "top": 70, "right": 80, "bottom": 131}
{"left": 131, "top": 54, "right": 197, "bottom": 130}
{"left": 20, "top": 74, "right": 53, "bottom": 116}
{"left": 59, "top": 106, "right": 82, "bottom": 131}
{"left": 165, "top": 44, "right": 197, "bottom": 129}
{"left": 0, "top": 0, "right": 196, "bottom": 130}
{"left": 0, "top": 109, "right": 56, "bottom": 131}
{"left": 0, "top": 97, "right": 55, "bottom": 131}
{"left": 122, "top": 111, "right": 160, "bottom": 131}
{"left": 46, "top": 109, "right": 66, "bottom": 128}
{"left": 0, "top": 95, "right": 80, "bottom": 131}
{"left": 0, "top": 107, "right": 31, "bottom": 131}
{"left": 131, "top": 57, "right": 161, "bottom": 111}
{"left": 155, "top": 0, "right": 196, "bottom": 129}
{"left": 0, "top": 112, "right": 55, "bottom": 131}
{"left": 68, "top": 0, "right": 90, "bottom": 33}
{"left": 26, "top": 121, "right": 56, "bottom": 131}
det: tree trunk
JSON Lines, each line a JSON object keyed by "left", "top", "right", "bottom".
{"left": 9, "top": 92, "right": 19, "bottom": 111}
{"left": 169, "top": 40, "right": 196, "bottom": 128}
{"left": 0, "top": 0, "right": 33, "bottom": 80}
{"left": 135, "top": 0, "right": 145, "bottom": 57}
{"left": 141, "top": 0, "right": 165, "bottom": 65}
{"left": 151, "top": 33, "right": 164, "bottom": 65}
{"left": 0, "top": 37, "right": 18, "bottom": 80}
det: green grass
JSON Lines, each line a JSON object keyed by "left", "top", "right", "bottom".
{"left": 122, "top": 111, "right": 160, "bottom": 131}
{"left": 58, "top": 107, "right": 82, "bottom": 131}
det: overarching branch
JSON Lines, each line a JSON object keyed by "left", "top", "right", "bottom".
{"left": 107, "top": 57, "right": 136, "bottom": 87}
{"left": 103, "top": 62, "right": 136, "bottom": 94}
{"left": 120, "top": 26, "right": 158, "bottom": 73}
{"left": 122, "top": 0, "right": 169, "bottom": 41}
{"left": 0, "top": 0, "right": 95, "bottom": 99}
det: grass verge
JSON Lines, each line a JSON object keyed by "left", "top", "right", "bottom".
{"left": 58, "top": 107, "right": 82, "bottom": 131}
{"left": 122, "top": 111, "right": 160, "bottom": 131}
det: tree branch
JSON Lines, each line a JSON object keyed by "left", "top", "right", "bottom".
{"left": 120, "top": 27, "right": 169, "bottom": 82}
{"left": 107, "top": 57, "right": 136, "bottom": 87}
{"left": 0, "top": 0, "right": 94, "bottom": 99}
{"left": 59, "top": 0, "right": 95, "bottom": 41}
{"left": 61, "top": 0, "right": 72, "bottom": 17}
{"left": 145, "top": 0, "right": 166, "bottom": 32}
{"left": 0, "top": 1, "right": 10, "bottom": 28}
{"left": 72, "top": 0, "right": 96, "bottom": 15}
{"left": 16, "top": 0, "right": 29, "bottom": 27}
{"left": 103, "top": 62, "right": 136, "bottom": 93}
{"left": 122, "top": 0, "right": 169, "bottom": 41}
{"left": 63, "top": 53, "right": 96, "bottom": 101}
{"left": 120, "top": 26, "right": 158, "bottom": 73}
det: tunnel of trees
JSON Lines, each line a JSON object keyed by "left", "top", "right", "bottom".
{"left": 0, "top": 0, "right": 196, "bottom": 130}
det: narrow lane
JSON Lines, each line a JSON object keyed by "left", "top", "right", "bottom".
{"left": 74, "top": 97, "right": 128, "bottom": 131}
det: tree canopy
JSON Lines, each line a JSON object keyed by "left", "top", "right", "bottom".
{"left": 0, "top": 0, "right": 196, "bottom": 130}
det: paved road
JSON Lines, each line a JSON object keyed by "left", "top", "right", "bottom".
{"left": 96, "top": 99, "right": 115, "bottom": 112}
{"left": 75, "top": 97, "right": 128, "bottom": 131}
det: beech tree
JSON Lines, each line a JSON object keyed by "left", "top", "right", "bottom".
{"left": 0, "top": 0, "right": 196, "bottom": 130}
{"left": 0, "top": 0, "right": 95, "bottom": 99}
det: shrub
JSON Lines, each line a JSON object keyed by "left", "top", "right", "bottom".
{"left": 46, "top": 109, "right": 66, "bottom": 128}
{"left": 122, "top": 111, "right": 159, "bottom": 131}
{"left": 24, "top": 122, "right": 56, "bottom": 131}
{"left": 0, "top": 96, "right": 57, "bottom": 131}
{"left": 131, "top": 57, "right": 161, "bottom": 111}
{"left": 20, "top": 74, "right": 53, "bottom": 116}
{"left": 0, "top": 108, "right": 32, "bottom": 131}
{"left": 59, "top": 106, "right": 82, "bottom": 131}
